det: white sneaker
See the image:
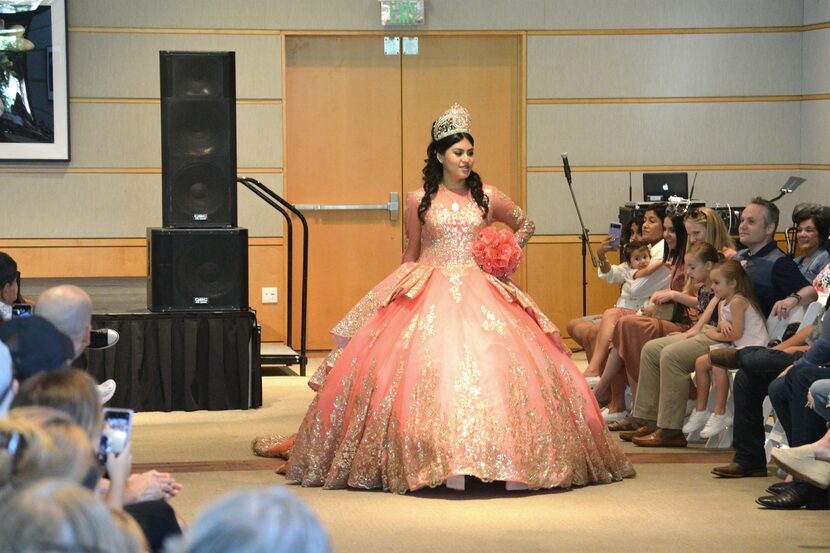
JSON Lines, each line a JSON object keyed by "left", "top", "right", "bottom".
{"left": 685, "top": 399, "right": 696, "bottom": 417}
{"left": 700, "top": 413, "right": 733, "bottom": 438}
{"left": 682, "top": 409, "right": 710, "bottom": 434}
{"left": 603, "top": 409, "right": 629, "bottom": 423}
{"left": 97, "top": 379, "right": 116, "bottom": 404}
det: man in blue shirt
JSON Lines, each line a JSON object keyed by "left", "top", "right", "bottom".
{"left": 708, "top": 198, "right": 821, "bottom": 508}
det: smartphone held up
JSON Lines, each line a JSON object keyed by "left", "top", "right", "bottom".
{"left": 608, "top": 222, "right": 622, "bottom": 251}
{"left": 98, "top": 407, "right": 133, "bottom": 462}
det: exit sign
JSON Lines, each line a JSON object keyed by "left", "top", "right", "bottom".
{"left": 380, "top": 0, "right": 424, "bottom": 26}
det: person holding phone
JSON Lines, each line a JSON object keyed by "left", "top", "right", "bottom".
{"left": 567, "top": 205, "right": 671, "bottom": 392}
{"left": 0, "top": 252, "right": 25, "bottom": 322}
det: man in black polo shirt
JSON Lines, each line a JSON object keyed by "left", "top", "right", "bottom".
{"left": 711, "top": 198, "right": 818, "bottom": 485}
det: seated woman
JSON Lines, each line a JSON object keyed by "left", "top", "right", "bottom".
{"left": 0, "top": 479, "right": 138, "bottom": 553}
{"left": 0, "top": 251, "right": 24, "bottom": 322}
{"left": 593, "top": 209, "right": 690, "bottom": 422}
{"left": 683, "top": 207, "right": 737, "bottom": 260}
{"left": 791, "top": 204, "right": 829, "bottom": 282}
{"left": 567, "top": 204, "right": 670, "bottom": 386}
{"left": 565, "top": 215, "right": 642, "bottom": 363}
{"left": 603, "top": 205, "right": 738, "bottom": 429}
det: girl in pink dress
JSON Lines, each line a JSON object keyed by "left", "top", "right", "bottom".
{"left": 263, "top": 104, "right": 634, "bottom": 493}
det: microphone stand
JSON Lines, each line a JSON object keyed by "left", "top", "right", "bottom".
{"left": 562, "top": 154, "right": 598, "bottom": 317}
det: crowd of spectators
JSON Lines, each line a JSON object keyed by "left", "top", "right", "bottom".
{"left": 576, "top": 198, "right": 830, "bottom": 509}
{"left": 0, "top": 258, "right": 332, "bottom": 552}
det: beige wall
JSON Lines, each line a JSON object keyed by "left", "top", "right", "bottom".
{"left": 1, "top": 1, "right": 828, "bottom": 339}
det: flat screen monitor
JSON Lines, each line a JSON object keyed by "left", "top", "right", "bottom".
{"left": 643, "top": 173, "right": 688, "bottom": 202}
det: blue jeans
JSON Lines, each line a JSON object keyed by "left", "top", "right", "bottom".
{"left": 809, "top": 379, "right": 830, "bottom": 423}
{"left": 768, "top": 364, "right": 830, "bottom": 450}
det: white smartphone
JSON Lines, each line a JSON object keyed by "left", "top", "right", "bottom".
{"left": 609, "top": 222, "right": 623, "bottom": 251}
{"left": 99, "top": 407, "right": 133, "bottom": 457}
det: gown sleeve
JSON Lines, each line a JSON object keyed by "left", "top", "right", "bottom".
{"left": 488, "top": 186, "right": 535, "bottom": 247}
{"left": 402, "top": 191, "right": 422, "bottom": 263}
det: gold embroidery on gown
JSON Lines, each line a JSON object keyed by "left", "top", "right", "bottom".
{"left": 284, "top": 185, "right": 635, "bottom": 493}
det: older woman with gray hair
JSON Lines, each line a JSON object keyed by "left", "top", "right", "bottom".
{"left": 166, "top": 486, "right": 331, "bottom": 553}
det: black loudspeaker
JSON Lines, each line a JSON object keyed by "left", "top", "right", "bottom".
{"left": 160, "top": 51, "right": 237, "bottom": 228}
{"left": 147, "top": 228, "right": 248, "bottom": 312}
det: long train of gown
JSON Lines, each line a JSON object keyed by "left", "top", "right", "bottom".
{"left": 283, "top": 186, "right": 635, "bottom": 493}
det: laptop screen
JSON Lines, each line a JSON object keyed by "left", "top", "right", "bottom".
{"left": 643, "top": 173, "right": 689, "bottom": 202}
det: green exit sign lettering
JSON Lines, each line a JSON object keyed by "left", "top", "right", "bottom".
{"left": 380, "top": 0, "right": 424, "bottom": 26}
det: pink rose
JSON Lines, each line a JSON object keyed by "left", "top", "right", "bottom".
{"left": 472, "top": 226, "right": 522, "bottom": 278}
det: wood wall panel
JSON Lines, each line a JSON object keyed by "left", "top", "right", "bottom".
{"left": 1, "top": 239, "right": 148, "bottom": 278}
{"left": 525, "top": 239, "right": 621, "bottom": 338}
{"left": 0, "top": 239, "right": 286, "bottom": 342}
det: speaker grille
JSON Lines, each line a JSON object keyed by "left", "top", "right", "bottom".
{"left": 148, "top": 228, "right": 248, "bottom": 312}
{"left": 160, "top": 52, "right": 237, "bottom": 228}
{"left": 161, "top": 51, "right": 234, "bottom": 99}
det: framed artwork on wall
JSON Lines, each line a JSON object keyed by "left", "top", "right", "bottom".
{"left": 0, "top": 0, "right": 69, "bottom": 161}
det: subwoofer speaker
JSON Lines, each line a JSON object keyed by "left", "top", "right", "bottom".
{"left": 147, "top": 227, "right": 248, "bottom": 312}
{"left": 160, "top": 51, "right": 237, "bottom": 228}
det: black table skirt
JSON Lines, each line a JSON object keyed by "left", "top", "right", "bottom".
{"left": 83, "top": 310, "right": 262, "bottom": 412}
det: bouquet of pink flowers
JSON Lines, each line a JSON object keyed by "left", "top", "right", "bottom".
{"left": 472, "top": 226, "right": 522, "bottom": 278}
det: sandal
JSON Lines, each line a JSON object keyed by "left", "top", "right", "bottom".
{"left": 607, "top": 418, "right": 639, "bottom": 431}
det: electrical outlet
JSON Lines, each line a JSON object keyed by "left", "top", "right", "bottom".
{"left": 261, "top": 287, "right": 278, "bottom": 304}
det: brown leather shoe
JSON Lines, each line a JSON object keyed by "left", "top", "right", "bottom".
{"left": 711, "top": 462, "right": 767, "bottom": 478}
{"left": 631, "top": 428, "right": 687, "bottom": 448}
{"left": 620, "top": 425, "right": 653, "bottom": 442}
{"left": 709, "top": 347, "right": 739, "bottom": 369}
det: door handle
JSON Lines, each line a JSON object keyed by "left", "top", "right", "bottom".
{"left": 295, "top": 191, "right": 400, "bottom": 221}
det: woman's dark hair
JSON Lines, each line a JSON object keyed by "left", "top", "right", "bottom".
{"left": 418, "top": 132, "right": 488, "bottom": 224}
{"left": 792, "top": 204, "right": 829, "bottom": 249}
{"left": 643, "top": 203, "right": 668, "bottom": 261}
{"left": 0, "top": 252, "right": 17, "bottom": 287}
{"left": 665, "top": 212, "right": 688, "bottom": 266}
{"left": 622, "top": 215, "right": 644, "bottom": 245}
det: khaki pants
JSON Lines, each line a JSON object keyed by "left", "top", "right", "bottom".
{"left": 632, "top": 328, "right": 718, "bottom": 430}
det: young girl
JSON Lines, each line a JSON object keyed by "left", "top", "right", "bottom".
{"left": 683, "top": 259, "right": 769, "bottom": 438}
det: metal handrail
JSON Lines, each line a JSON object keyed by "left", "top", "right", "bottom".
{"left": 237, "top": 177, "right": 308, "bottom": 375}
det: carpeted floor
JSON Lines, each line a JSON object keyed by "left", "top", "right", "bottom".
{"left": 130, "top": 355, "right": 830, "bottom": 553}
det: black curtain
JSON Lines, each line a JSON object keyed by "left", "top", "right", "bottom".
{"left": 82, "top": 311, "right": 261, "bottom": 412}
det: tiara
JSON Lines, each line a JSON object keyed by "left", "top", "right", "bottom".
{"left": 432, "top": 103, "right": 471, "bottom": 141}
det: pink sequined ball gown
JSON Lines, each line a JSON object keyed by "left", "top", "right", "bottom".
{"left": 280, "top": 185, "right": 635, "bottom": 493}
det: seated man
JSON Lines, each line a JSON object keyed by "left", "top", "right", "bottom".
{"left": 750, "top": 316, "right": 830, "bottom": 509}
{"left": 771, "top": 378, "right": 830, "bottom": 489}
{"left": 0, "top": 315, "right": 75, "bottom": 381}
{"left": 35, "top": 284, "right": 117, "bottom": 403}
{"left": 627, "top": 197, "right": 817, "bottom": 448}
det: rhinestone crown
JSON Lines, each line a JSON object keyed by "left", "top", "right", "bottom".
{"left": 432, "top": 102, "right": 472, "bottom": 142}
